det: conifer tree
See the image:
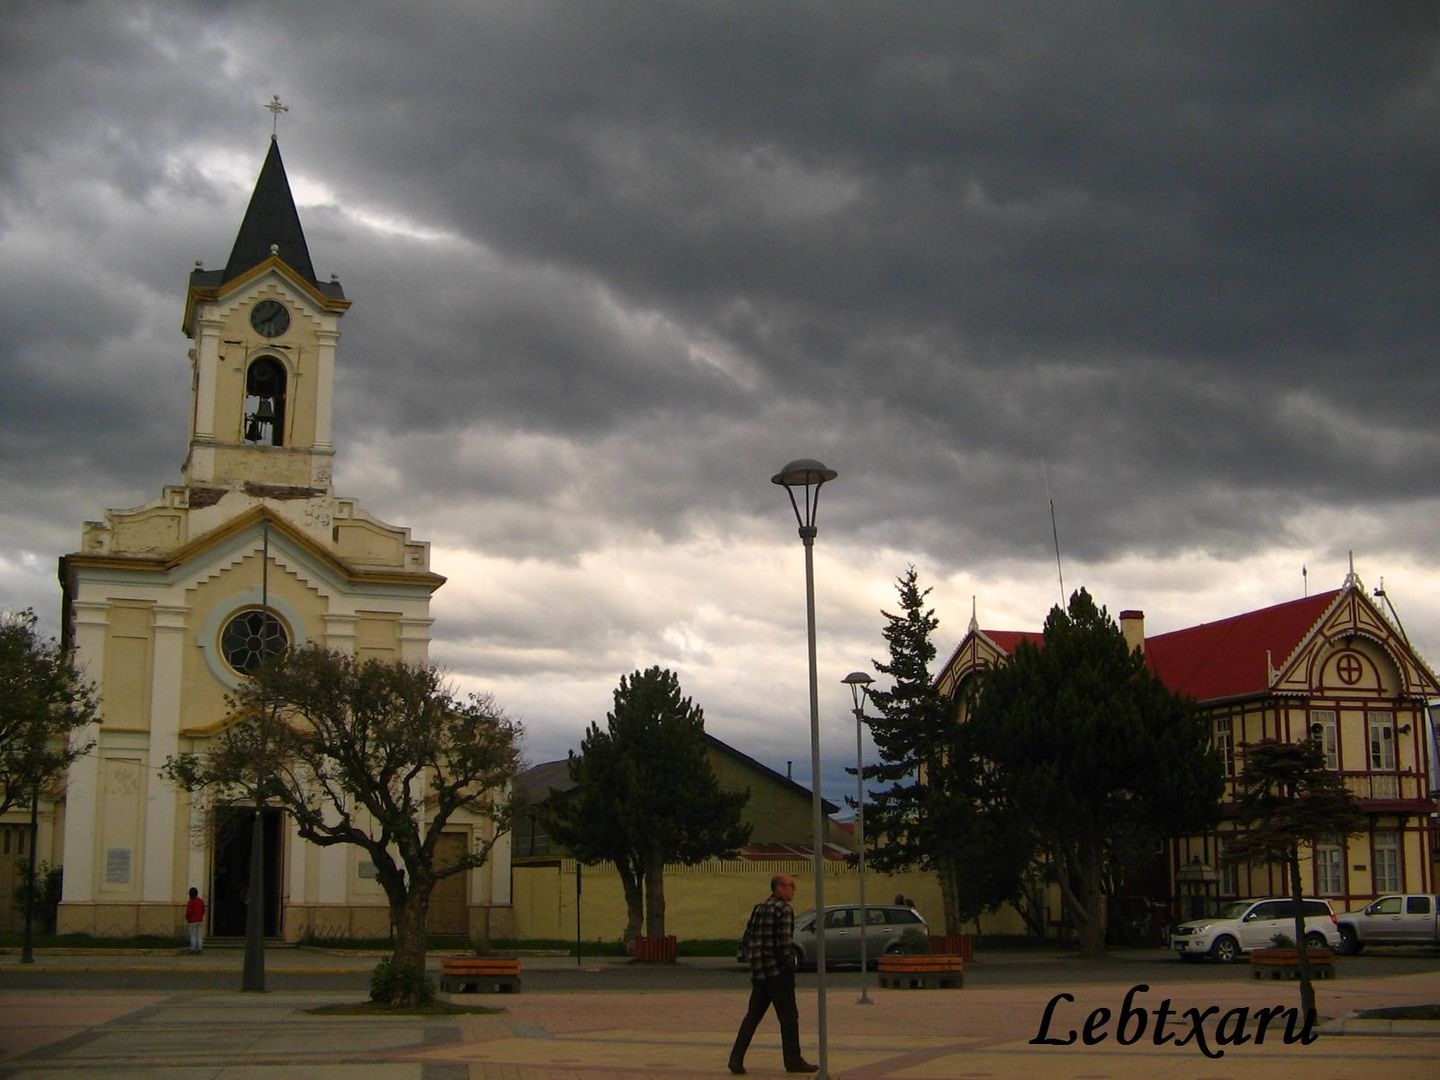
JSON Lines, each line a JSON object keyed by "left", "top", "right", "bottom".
{"left": 1225, "top": 738, "right": 1365, "bottom": 1021}
{"left": 966, "top": 589, "right": 1223, "bottom": 954}
{"left": 543, "top": 666, "right": 751, "bottom": 944}
{"left": 863, "top": 568, "right": 1028, "bottom": 934}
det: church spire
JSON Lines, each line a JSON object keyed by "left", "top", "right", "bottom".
{"left": 222, "top": 138, "right": 319, "bottom": 287}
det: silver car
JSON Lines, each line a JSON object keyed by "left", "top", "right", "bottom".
{"left": 783, "top": 904, "right": 929, "bottom": 969}
{"left": 737, "top": 903, "right": 930, "bottom": 969}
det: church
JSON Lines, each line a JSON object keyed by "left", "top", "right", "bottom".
{"left": 55, "top": 134, "right": 511, "bottom": 941}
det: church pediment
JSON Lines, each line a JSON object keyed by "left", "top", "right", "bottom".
{"left": 184, "top": 256, "right": 349, "bottom": 337}
{"left": 66, "top": 506, "right": 444, "bottom": 596}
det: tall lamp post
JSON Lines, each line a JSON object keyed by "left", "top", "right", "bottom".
{"left": 772, "top": 457, "right": 837, "bottom": 1080}
{"left": 841, "top": 671, "right": 874, "bottom": 1004}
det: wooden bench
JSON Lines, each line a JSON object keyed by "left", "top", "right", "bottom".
{"left": 1249, "top": 949, "right": 1336, "bottom": 980}
{"left": 877, "top": 954, "right": 964, "bottom": 989}
{"left": 440, "top": 956, "right": 521, "bottom": 993}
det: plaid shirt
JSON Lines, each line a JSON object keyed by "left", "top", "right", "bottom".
{"left": 745, "top": 894, "right": 795, "bottom": 980}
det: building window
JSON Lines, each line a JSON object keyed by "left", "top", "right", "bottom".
{"left": 1310, "top": 709, "right": 1339, "bottom": 770}
{"left": 1215, "top": 717, "right": 1235, "bottom": 777}
{"left": 1315, "top": 840, "right": 1344, "bottom": 896}
{"left": 1369, "top": 711, "right": 1396, "bottom": 771}
{"left": 220, "top": 609, "right": 289, "bottom": 675}
{"left": 1373, "top": 832, "right": 1401, "bottom": 893}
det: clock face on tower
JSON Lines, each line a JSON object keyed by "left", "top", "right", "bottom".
{"left": 250, "top": 298, "right": 291, "bottom": 338}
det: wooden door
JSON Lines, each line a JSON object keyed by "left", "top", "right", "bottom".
{"left": 429, "top": 832, "right": 469, "bottom": 937}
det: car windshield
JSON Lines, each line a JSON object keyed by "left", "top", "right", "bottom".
{"left": 1214, "top": 901, "right": 1253, "bottom": 920}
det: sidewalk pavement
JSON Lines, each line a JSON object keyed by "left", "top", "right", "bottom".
{"left": 3, "top": 948, "right": 1438, "bottom": 1079}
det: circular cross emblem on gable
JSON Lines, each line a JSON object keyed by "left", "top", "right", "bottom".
{"left": 220, "top": 609, "right": 289, "bottom": 675}
{"left": 1336, "top": 653, "right": 1364, "bottom": 685}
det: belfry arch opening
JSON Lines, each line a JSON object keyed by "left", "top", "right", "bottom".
{"left": 243, "top": 356, "right": 287, "bottom": 446}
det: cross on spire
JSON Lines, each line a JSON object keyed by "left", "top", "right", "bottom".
{"left": 264, "top": 94, "right": 289, "bottom": 138}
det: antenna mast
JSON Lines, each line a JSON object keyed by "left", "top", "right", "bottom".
{"left": 1042, "top": 459, "right": 1065, "bottom": 607}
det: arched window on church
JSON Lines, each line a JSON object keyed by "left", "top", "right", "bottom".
{"left": 243, "top": 356, "right": 287, "bottom": 446}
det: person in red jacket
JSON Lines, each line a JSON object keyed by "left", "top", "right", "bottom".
{"left": 185, "top": 887, "right": 206, "bottom": 954}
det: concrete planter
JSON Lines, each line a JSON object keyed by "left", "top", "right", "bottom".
{"left": 633, "top": 934, "right": 678, "bottom": 963}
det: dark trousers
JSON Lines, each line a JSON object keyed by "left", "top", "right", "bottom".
{"left": 730, "top": 970, "right": 803, "bottom": 1068}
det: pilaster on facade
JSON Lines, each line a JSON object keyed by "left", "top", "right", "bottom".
{"left": 141, "top": 606, "right": 187, "bottom": 903}
{"left": 323, "top": 612, "right": 360, "bottom": 653}
{"left": 399, "top": 616, "right": 435, "bottom": 663}
{"left": 313, "top": 326, "right": 339, "bottom": 451}
{"left": 190, "top": 314, "right": 224, "bottom": 450}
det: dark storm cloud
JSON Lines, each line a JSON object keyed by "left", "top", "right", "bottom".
{"left": 2, "top": 1, "right": 1437, "bottom": 776}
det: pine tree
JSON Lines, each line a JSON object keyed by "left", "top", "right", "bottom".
{"left": 862, "top": 568, "right": 1026, "bottom": 935}
{"left": 1225, "top": 738, "right": 1366, "bottom": 1021}
{"left": 966, "top": 588, "right": 1223, "bottom": 954}
{"left": 543, "top": 667, "right": 751, "bottom": 944}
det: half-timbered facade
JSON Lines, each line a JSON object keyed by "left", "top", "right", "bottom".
{"left": 936, "top": 572, "right": 1439, "bottom": 922}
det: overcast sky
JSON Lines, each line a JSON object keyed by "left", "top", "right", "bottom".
{"left": 3, "top": 1, "right": 1437, "bottom": 802}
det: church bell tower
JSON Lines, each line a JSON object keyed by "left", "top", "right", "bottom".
{"left": 181, "top": 136, "right": 351, "bottom": 505}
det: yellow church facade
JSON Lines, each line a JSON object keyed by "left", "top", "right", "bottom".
{"left": 55, "top": 138, "right": 512, "bottom": 941}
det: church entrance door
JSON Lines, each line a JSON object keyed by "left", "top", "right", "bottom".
{"left": 429, "top": 832, "right": 469, "bottom": 937}
{"left": 211, "top": 807, "right": 283, "bottom": 937}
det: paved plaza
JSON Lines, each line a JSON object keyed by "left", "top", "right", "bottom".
{"left": 3, "top": 949, "right": 1437, "bottom": 1078}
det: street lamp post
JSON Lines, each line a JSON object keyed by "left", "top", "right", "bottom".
{"left": 772, "top": 457, "right": 837, "bottom": 1080}
{"left": 841, "top": 671, "right": 874, "bottom": 1004}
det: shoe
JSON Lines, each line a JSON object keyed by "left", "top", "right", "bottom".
{"left": 786, "top": 1064, "right": 819, "bottom": 1074}
{"left": 728, "top": 1064, "right": 746, "bottom": 1076}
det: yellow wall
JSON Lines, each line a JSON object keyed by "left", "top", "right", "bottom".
{"left": 511, "top": 858, "right": 1027, "bottom": 942}
{"left": 180, "top": 553, "right": 326, "bottom": 733}
{"left": 102, "top": 603, "right": 153, "bottom": 730}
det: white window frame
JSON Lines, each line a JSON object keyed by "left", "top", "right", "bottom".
{"left": 1369, "top": 711, "right": 1396, "bottom": 771}
{"left": 1215, "top": 716, "right": 1234, "bottom": 778}
{"left": 1310, "top": 709, "right": 1339, "bottom": 770}
{"left": 1373, "top": 832, "right": 1401, "bottom": 893}
{"left": 1315, "top": 839, "right": 1344, "bottom": 896}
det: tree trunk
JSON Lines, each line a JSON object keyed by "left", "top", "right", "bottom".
{"left": 1061, "top": 848, "right": 1106, "bottom": 956}
{"left": 937, "top": 855, "right": 963, "bottom": 936}
{"left": 644, "top": 853, "right": 666, "bottom": 939}
{"left": 617, "top": 863, "right": 645, "bottom": 946}
{"left": 385, "top": 885, "right": 433, "bottom": 1006}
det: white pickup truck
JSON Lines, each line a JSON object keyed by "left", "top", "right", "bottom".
{"left": 1335, "top": 894, "right": 1440, "bottom": 954}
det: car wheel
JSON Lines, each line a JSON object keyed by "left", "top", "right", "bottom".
{"left": 1337, "top": 927, "right": 1363, "bottom": 956}
{"left": 1304, "top": 932, "right": 1329, "bottom": 952}
{"left": 1211, "top": 935, "right": 1240, "bottom": 963}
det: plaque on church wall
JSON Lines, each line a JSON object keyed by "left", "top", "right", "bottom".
{"left": 358, "top": 860, "right": 378, "bottom": 879}
{"left": 105, "top": 848, "right": 132, "bottom": 885}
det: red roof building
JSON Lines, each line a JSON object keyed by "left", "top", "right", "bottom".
{"left": 936, "top": 572, "right": 1439, "bottom": 930}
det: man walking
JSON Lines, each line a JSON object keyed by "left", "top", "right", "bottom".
{"left": 729, "top": 873, "right": 818, "bottom": 1075}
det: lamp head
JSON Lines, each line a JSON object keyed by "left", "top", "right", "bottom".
{"left": 842, "top": 670, "right": 873, "bottom": 712}
{"left": 771, "top": 457, "right": 837, "bottom": 536}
